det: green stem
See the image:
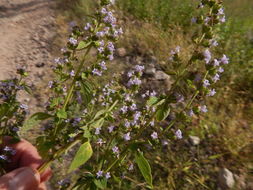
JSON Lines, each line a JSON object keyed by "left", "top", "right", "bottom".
{"left": 38, "top": 134, "right": 83, "bottom": 174}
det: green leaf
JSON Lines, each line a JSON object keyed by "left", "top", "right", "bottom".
{"left": 80, "top": 81, "right": 93, "bottom": 105}
{"left": 91, "top": 118, "right": 105, "bottom": 129}
{"left": 69, "top": 141, "right": 93, "bottom": 172}
{"left": 94, "top": 110, "right": 106, "bottom": 120}
{"left": 77, "top": 41, "right": 92, "bottom": 50}
{"left": 0, "top": 103, "right": 9, "bottom": 119}
{"left": 135, "top": 151, "right": 153, "bottom": 188}
{"left": 57, "top": 109, "right": 67, "bottom": 119}
{"left": 94, "top": 179, "right": 107, "bottom": 189}
{"left": 155, "top": 103, "right": 170, "bottom": 121}
{"left": 147, "top": 97, "right": 158, "bottom": 106}
{"left": 22, "top": 112, "right": 52, "bottom": 132}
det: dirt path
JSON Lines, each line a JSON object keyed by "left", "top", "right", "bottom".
{"left": 0, "top": 0, "right": 57, "bottom": 112}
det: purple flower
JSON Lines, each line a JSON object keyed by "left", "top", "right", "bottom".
{"left": 133, "top": 111, "right": 141, "bottom": 122}
{"left": 135, "top": 65, "right": 145, "bottom": 73}
{"left": 219, "top": 16, "right": 226, "bottom": 23}
{"left": 128, "top": 163, "right": 134, "bottom": 171}
{"left": 96, "top": 170, "right": 103, "bottom": 178}
{"left": 210, "top": 39, "right": 218, "bottom": 47}
{"left": 213, "top": 59, "right": 220, "bottom": 67}
{"left": 207, "top": 89, "right": 216, "bottom": 96}
{"left": 123, "top": 132, "right": 131, "bottom": 141}
{"left": 84, "top": 23, "right": 91, "bottom": 30}
{"left": 95, "top": 127, "right": 101, "bottom": 135}
{"left": 70, "top": 70, "right": 75, "bottom": 77}
{"left": 203, "top": 79, "right": 210, "bottom": 88}
{"left": 99, "top": 61, "right": 107, "bottom": 70}
{"left": 108, "top": 125, "right": 115, "bottom": 133}
{"left": 48, "top": 81, "right": 53, "bottom": 88}
{"left": 151, "top": 132, "right": 158, "bottom": 139}
{"left": 124, "top": 121, "right": 131, "bottom": 128}
{"left": 130, "top": 103, "right": 137, "bottom": 111}
{"left": 97, "top": 138, "right": 105, "bottom": 146}
{"left": 218, "top": 67, "right": 224, "bottom": 73}
{"left": 112, "top": 146, "right": 119, "bottom": 154}
{"left": 212, "top": 73, "right": 220, "bottom": 83}
{"left": 187, "top": 109, "right": 194, "bottom": 117}
{"left": 105, "top": 172, "right": 111, "bottom": 179}
{"left": 175, "top": 129, "right": 183, "bottom": 139}
{"left": 0, "top": 155, "right": 8, "bottom": 160}
{"left": 200, "top": 105, "right": 208, "bottom": 113}
{"left": 69, "top": 37, "right": 78, "bottom": 46}
{"left": 175, "top": 93, "right": 184, "bottom": 103}
{"left": 191, "top": 17, "right": 197, "bottom": 23}
{"left": 121, "top": 106, "right": 128, "bottom": 114}
{"left": 92, "top": 69, "right": 102, "bottom": 76}
{"left": 203, "top": 49, "right": 212, "bottom": 64}
{"left": 20, "top": 104, "right": 29, "bottom": 110}
{"left": 220, "top": 54, "right": 229, "bottom": 64}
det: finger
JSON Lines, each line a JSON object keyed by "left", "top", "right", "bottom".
{"left": 3, "top": 137, "right": 52, "bottom": 182}
{"left": 38, "top": 183, "right": 47, "bottom": 190}
{"left": 0, "top": 167, "right": 40, "bottom": 190}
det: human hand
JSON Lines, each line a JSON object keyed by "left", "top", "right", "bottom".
{"left": 0, "top": 137, "right": 52, "bottom": 190}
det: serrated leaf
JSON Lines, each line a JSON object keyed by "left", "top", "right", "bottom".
{"left": 57, "top": 109, "right": 67, "bottom": 119}
{"left": 135, "top": 151, "right": 153, "bottom": 188}
{"left": 155, "top": 103, "right": 170, "bottom": 121}
{"left": 22, "top": 112, "right": 52, "bottom": 132}
{"left": 69, "top": 141, "right": 93, "bottom": 172}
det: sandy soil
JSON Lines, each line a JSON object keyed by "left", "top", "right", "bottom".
{"left": 0, "top": 0, "right": 57, "bottom": 112}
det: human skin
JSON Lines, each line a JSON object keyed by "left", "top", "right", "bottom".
{"left": 0, "top": 137, "right": 52, "bottom": 190}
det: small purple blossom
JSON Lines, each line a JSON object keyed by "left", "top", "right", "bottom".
{"left": 112, "top": 146, "right": 119, "bottom": 155}
{"left": 70, "top": 70, "right": 75, "bottom": 77}
{"left": 96, "top": 170, "right": 103, "bottom": 178}
{"left": 105, "top": 172, "right": 111, "bottom": 179}
{"left": 218, "top": 67, "right": 224, "bottom": 73}
{"left": 187, "top": 109, "right": 194, "bottom": 117}
{"left": 203, "top": 49, "right": 212, "bottom": 64}
{"left": 175, "top": 129, "right": 183, "bottom": 139}
{"left": 212, "top": 73, "right": 220, "bottom": 83}
{"left": 203, "top": 79, "right": 210, "bottom": 87}
{"left": 151, "top": 132, "right": 158, "bottom": 139}
{"left": 213, "top": 59, "right": 220, "bottom": 67}
{"left": 200, "top": 105, "right": 208, "bottom": 113}
{"left": 220, "top": 54, "right": 229, "bottom": 64}
{"left": 95, "top": 127, "right": 101, "bottom": 135}
{"left": 123, "top": 132, "right": 131, "bottom": 141}
{"left": 92, "top": 68, "right": 102, "bottom": 76}
{"left": 108, "top": 125, "right": 115, "bottom": 133}
{"left": 69, "top": 37, "right": 78, "bottom": 46}
{"left": 121, "top": 106, "right": 128, "bottom": 114}
{"left": 207, "top": 89, "right": 216, "bottom": 97}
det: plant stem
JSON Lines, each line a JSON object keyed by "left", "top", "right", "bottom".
{"left": 38, "top": 133, "right": 83, "bottom": 174}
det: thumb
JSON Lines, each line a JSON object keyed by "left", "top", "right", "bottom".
{"left": 0, "top": 167, "right": 40, "bottom": 190}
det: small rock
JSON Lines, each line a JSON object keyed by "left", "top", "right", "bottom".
{"left": 35, "top": 62, "right": 45, "bottom": 68}
{"left": 145, "top": 67, "right": 156, "bottom": 76}
{"left": 189, "top": 136, "right": 200, "bottom": 145}
{"left": 218, "top": 168, "right": 235, "bottom": 189}
{"left": 116, "top": 48, "right": 127, "bottom": 57}
{"left": 155, "top": 71, "right": 170, "bottom": 80}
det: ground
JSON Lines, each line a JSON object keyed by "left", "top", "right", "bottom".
{"left": 0, "top": 0, "right": 57, "bottom": 113}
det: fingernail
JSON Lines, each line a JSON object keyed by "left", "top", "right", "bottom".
{"left": 9, "top": 167, "right": 40, "bottom": 190}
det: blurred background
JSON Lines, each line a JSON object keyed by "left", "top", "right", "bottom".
{"left": 0, "top": 0, "right": 252, "bottom": 189}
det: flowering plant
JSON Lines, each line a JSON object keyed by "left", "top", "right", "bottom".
{"left": 0, "top": 0, "right": 229, "bottom": 189}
